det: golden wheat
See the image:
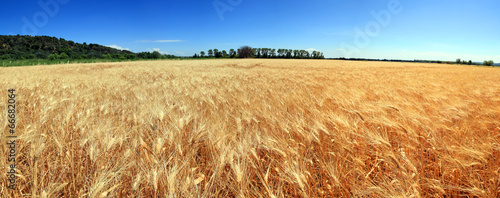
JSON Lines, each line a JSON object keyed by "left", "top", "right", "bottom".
{"left": 0, "top": 59, "right": 499, "bottom": 197}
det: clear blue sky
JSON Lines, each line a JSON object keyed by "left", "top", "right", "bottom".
{"left": 1, "top": 0, "right": 499, "bottom": 62}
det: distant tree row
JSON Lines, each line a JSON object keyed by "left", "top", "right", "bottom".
{"left": 335, "top": 57, "right": 496, "bottom": 66}
{"left": 456, "top": 58, "right": 495, "bottom": 66}
{"left": 193, "top": 46, "right": 324, "bottom": 59}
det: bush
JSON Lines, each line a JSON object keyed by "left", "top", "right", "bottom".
{"left": 125, "top": 54, "right": 136, "bottom": 59}
{"left": 35, "top": 52, "right": 47, "bottom": 59}
{"left": 103, "top": 54, "right": 112, "bottom": 59}
{"left": 25, "top": 54, "right": 36, "bottom": 59}
{"left": 48, "top": 54, "right": 59, "bottom": 60}
{"left": 483, "top": 60, "right": 494, "bottom": 66}
{"left": 1, "top": 54, "right": 12, "bottom": 60}
{"left": 59, "top": 52, "right": 69, "bottom": 59}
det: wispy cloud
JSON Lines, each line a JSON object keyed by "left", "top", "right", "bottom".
{"left": 305, "top": 48, "right": 317, "bottom": 51}
{"left": 137, "top": 40, "right": 184, "bottom": 43}
{"left": 148, "top": 48, "right": 170, "bottom": 55}
{"left": 175, "top": 51, "right": 185, "bottom": 55}
{"left": 107, "top": 45, "right": 130, "bottom": 51}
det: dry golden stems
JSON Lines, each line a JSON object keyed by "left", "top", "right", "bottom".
{"left": 0, "top": 59, "right": 499, "bottom": 197}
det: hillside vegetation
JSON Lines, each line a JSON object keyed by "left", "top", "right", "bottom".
{"left": 0, "top": 59, "right": 499, "bottom": 197}
{"left": 0, "top": 35, "right": 134, "bottom": 60}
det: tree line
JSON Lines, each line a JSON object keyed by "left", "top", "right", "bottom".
{"left": 334, "top": 57, "right": 496, "bottom": 66}
{"left": 456, "top": 58, "right": 495, "bottom": 66}
{"left": 194, "top": 46, "right": 325, "bottom": 59}
{"left": 0, "top": 35, "right": 179, "bottom": 61}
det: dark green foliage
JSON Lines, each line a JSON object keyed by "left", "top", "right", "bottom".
{"left": 1, "top": 54, "right": 11, "bottom": 60}
{"left": 152, "top": 51, "right": 162, "bottom": 59}
{"left": 0, "top": 35, "right": 129, "bottom": 60}
{"left": 192, "top": 46, "right": 325, "bottom": 59}
{"left": 59, "top": 52, "right": 69, "bottom": 59}
{"left": 48, "top": 54, "right": 58, "bottom": 60}
{"left": 483, "top": 60, "right": 494, "bottom": 66}
{"left": 25, "top": 54, "right": 36, "bottom": 59}
{"left": 229, "top": 49, "right": 235, "bottom": 58}
{"left": 125, "top": 54, "right": 137, "bottom": 59}
{"left": 237, "top": 46, "right": 254, "bottom": 58}
{"left": 0, "top": 35, "right": 179, "bottom": 64}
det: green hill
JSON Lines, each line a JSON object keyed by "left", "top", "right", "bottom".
{"left": 0, "top": 35, "right": 134, "bottom": 60}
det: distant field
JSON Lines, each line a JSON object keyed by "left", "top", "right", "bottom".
{"left": 1, "top": 59, "right": 499, "bottom": 197}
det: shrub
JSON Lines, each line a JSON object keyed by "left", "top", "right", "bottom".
{"left": 48, "top": 54, "right": 59, "bottom": 60}
{"left": 35, "top": 52, "right": 48, "bottom": 59}
{"left": 1, "top": 54, "right": 12, "bottom": 60}
{"left": 59, "top": 52, "right": 69, "bottom": 59}
{"left": 25, "top": 54, "right": 36, "bottom": 59}
{"left": 125, "top": 54, "right": 136, "bottom": 59}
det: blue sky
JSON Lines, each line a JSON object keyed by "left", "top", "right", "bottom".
{"left": 1, "top": 0, "right": 499, "bottom": 62}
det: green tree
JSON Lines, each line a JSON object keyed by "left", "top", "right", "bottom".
{"left": 456, "top": 58, "right": 461, "bottom": 64}
{"left": 237, "top": 46, "right": 254, "bottom": 58}
{"left": 483, "top": 60, "right": 494, "bottom": 66}
{"left": 229, "top": 49, "right": 235, "bottom": 58}
{"left": 200, "top": 51, "right": 205, "bottom": 57}
{"left": 152, "top": 51, "right": 161, "bottom": 59}
{"left": 208, "top": 49, "right": 213, "bottom": 57}
{"left": 214, "top": 49, "right": 222, "bottom": 58}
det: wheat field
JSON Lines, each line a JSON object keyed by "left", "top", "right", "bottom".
{"left": 0, "top": 59, "right": 499, "bottom": 197}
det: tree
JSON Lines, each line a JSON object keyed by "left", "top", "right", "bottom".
{"left": 152, "top": 51, "right": 161, "bottom": 59}
{"left": 214, "top": 49, "right": 223, "bottom": 58}
{"left": 229, "top": 49, "right": 235, "bottom": 58}
{"left": 200, "top": 51, "right": 205, "bottom": 57}
{"left": 208, "top": 49, "right": 213, "bottom": 57}
{"left": 468, "top": 60, "right": 472, "bottom": 65}
{"left": 456, "top": 58, "right": 461, "bottom": 64}
{"left": 214, "top": 49, "right": 220, "bottom": 58}
{"left": 483, "top": 60, "right": 494, "bottom": 66}
{"left": 222, "top": 50, "right": 228, "bottom": 57}
{"left": 238, "top": 46, "right": 254, "bottom": 58}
